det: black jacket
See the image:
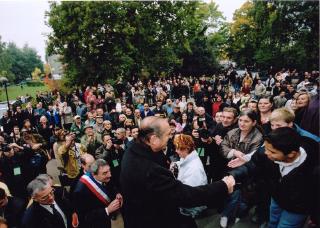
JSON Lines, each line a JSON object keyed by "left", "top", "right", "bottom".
{"left": 230, "top": 137, "right": 319, "bottom": 214}
{"left": 21, "top": 192, "right": 72, "bottom": 228}
{"left": 120, "top": 141, "right": 229, "bottom": 228}
{"left": 73, "top": 176, "right": 117, "bottom": 228}
{"left": 1, "top": 196, "right": 26, "bottom": 228}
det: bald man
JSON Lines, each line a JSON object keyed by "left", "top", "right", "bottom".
{"left": 120, "top": 116, "right": 235, "bottom": 228}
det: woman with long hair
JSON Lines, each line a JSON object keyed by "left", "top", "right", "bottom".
{"left": 294, "top": 92, "right": 310, "bottom": 126}
{"left": 257, "top": 95, "right": 274, "bottom": 135}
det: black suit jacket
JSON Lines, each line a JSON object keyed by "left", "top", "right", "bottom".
{"left": 73, "top": 177, "right": 117, "bottom": 228}
{"left": 21, "top": 193, "right": 72, "bottom": 228}
{"left": 23, "top": 109, "right": 36, "bottom": 127}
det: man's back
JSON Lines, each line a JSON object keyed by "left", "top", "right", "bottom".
{"left": 120, "top": 141, "right": 228, "bottom": 228}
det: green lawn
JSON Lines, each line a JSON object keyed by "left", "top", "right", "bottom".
{"left": 0, "top": 85, "right": 49, "bottom": 102}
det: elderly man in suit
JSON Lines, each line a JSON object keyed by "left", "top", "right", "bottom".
{"left": 21, "top": 175, "right": 73, "bottom": 228}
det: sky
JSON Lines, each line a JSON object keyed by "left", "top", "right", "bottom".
{"left": 0, "top": 0, "right": 246, "bottom": 62}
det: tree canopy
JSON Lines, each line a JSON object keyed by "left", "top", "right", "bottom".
{"left": 46, "top": 1, "right": 319, "bottom": 85}
{"left": 226, "top": 0, "right": 319, "bottom": 71}
{"left": 0, "top": 37, "right": 43, "bottom": 83}
{"left": 46, "top": 1, "right": 225, "bottom": 85}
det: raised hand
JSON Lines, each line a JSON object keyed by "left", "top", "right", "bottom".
{"left": 228, "top": 157, "right": 247, "bottom": 168}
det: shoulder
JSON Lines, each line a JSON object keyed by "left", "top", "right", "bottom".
{"left": 74, "top": 177, "right": 87, "bottom": 191}
{"left": 22, "top": 203, "right": 40, "bottom": 224}
{"left": 227, "top": 128, "right": 239, "bottom": 136}
{"left": 252, "top": 128, "right": 263, "bottom": 138}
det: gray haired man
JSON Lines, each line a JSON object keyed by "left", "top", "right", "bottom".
{"left": 21, "top": 175, "right": 73, "bottom": 228}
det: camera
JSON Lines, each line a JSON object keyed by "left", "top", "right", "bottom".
{"left": 198, "top": 128, "right": 209, "bottom": 139}
{"left": 0, "top": 143, "right": 11, "bottom": 152}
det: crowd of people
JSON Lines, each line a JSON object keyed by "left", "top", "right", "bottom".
{"left": 0, "top": 68, "right": 319, "bottom": 228}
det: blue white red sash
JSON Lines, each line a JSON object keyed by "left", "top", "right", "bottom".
{"left": 80, "top": 174, "right": 111, "bottom": 206}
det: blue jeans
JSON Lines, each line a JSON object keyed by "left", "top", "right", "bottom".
{"left": 222, "top": 190, "right": 246, "bottom": 218}
{"left": 269, "top": 198, "right": 307, "bottom": 228}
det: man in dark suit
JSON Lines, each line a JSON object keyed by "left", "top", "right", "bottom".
{"left": 21, "top": 176, "right": 73, "bottom": 228}
{"left": 140, "top": 103, "right": 154, "bottom": 119}
{"left": 23, "top": 103, "right": 36, "bottom": 127}
{"left": 120, "top": 116, "right": 235, "bottom": 228}
{"left": 73, "top": 159, "right": 123, "bottom": 228}
{"left": 13, "top": 106, "right": 25, "bottom": 129}
{"left": 0, "top": 187, "right": 26, "bottom": 228}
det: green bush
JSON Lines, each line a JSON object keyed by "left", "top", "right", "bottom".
{"left": 26, "top": 81, "right": 44, "bottom": 87}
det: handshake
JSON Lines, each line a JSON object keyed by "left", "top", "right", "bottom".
{"left": 221, "top": 175, "right": 236, "bottom": 194}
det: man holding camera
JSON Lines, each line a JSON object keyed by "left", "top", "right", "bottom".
{"left": 192, "top": 128, "right": 215, "bottom": 183}
{"left": 195, "top": 107, "right": 216, "bottom": 133}
{"left": 0, "top": 135, "right": 34, "bottom": 199}
{"left": 58, "top": 133, "right": 87, "bottom": 189}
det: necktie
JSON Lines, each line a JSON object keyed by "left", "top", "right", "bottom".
{"left": 50, "top": 204, "right": 66, "bottom": 228}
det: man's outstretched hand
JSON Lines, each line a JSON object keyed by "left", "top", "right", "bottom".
{"left": 228, "top": 157, "right": 247, "bottom": 168}
{"left": 222, "top": 175, "right": 235, "bottom": 194}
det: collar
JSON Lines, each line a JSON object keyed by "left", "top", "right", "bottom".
{"left": 93, "top": 176, "right": 103, "bottom": 185}
{"left": 275, "top": 147, "right": 307, "bottom": 176}
{"left": 178, "top": 150, "right": 198, "bottom": 167}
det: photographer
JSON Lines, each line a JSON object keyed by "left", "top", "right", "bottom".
{"left": 58, "top": 132, "right": 87, "bottom": 191}
{"left": 0, "top": 135, "right": 34, "bottom": 199}
{"left": 194, "top": 107, "right": 216, "bottom": 134}
{"left": 191, "top": 128, "right": 215, "bottom": 183}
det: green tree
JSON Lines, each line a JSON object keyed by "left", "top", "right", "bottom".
{"left": 47, "top": 1, "right": 225, "bottom": 84}
{"left": 226, "top": 0, "right": 319, "bottom": 71}
{"left": 0, "top": 38, "right": 43, "bottom": 83}
{"left": 177, "top": 2, "right": 226, "bottom": 76}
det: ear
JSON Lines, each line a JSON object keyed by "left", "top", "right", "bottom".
{"left": 286, "top": 150, "right": 298, "bottom": 161}
{"left": 252, "top": 120, "right": 257, "bottom": 126}
{"left": 149, "top": 134, "right": 157, "bottom": 144}
{"left": 288, "top": 122, "right": 294, "bottom": 128}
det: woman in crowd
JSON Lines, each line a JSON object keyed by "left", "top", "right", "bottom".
{"left": 180, "top": 112, "right": 192, "bottom": 134}
{"left": 21, "top": 119, "right": 36, "bottom": 134}
{"left": 116, "top": 114, "right": 127, "bottom": 129}
{"left": 220, "top": 110, "right": 263, "bottom": 227}
{"left": 102, "top": 120, "right": 115, "bottom": 138}
{"left": 84, "top": 112, "right": 96, "bottom": 127}
{"left": 294, "top": 91, "right": 310, "bottom": 126}
{"left": 172, "top": 134, "right": 208, "bottom": 228}
{"left": 257, "top": 95, "right": 273, "bottom": 135}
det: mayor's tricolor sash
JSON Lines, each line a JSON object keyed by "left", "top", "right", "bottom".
{"left": 80, "top": 174, "right": 111, "bottom": 206}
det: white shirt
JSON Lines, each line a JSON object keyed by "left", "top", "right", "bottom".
{"left": 275, "top": 147, "right": 307, "bottom": 177}
{"left": 177, "top": 150, "right": 207, "bottom": 186}
{"left": 40, "top": 201, "right": 67, "bottom": 228}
